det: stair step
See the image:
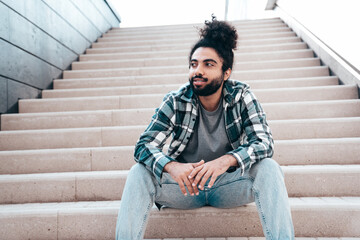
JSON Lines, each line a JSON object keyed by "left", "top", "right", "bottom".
{"left": 0, "top": 138, "right": 359, "bottom": 174}
{"left": 0, "top": 165, "right": 359, "bottom": 204}
{"left": 0, "top": 170, "right": 125, "bottom": 204}
{"left": 64, "top": 65, "right": 325, "bottom": 80}
{"left": 47, "top": 77, "right": 334, "bottom": 98}
{"left": 85, "top": 47, "right": 307, "bottom": 60}
{"left": 103, "top": 21, "right": 287, "bottom": 36}
{"left": 95, "top": 27, "right": 292, "bottom": 48}
{"left": 98, "top": 36, "right": 300, "bottom": 51}
{"left": 1, "top": 118, "right": 360, "bottom": 151}
{"left": 110, "top": 18, "right": 283, "bottom": 32}
{"left": 44, "top": 80, "right": 349, "bottom": 100}
{"left": 0, "top": 198, "right": 359, "bottom": 238}
{"left": 86, "top": 41, "right": 304, "bottom": 54}
{"left": 270, "top": 117, "right": 360, "bottom": 140}
{"left": 0, "top": 126, "right": 144, "bottom": 151}
{"left": 0, "top": 146, "right": 134, "bottom": 174}
{"left": 85, "top": 43, "right": 306, "bottom": 57}
{"left": 256, "top": 85, "right": 358, "bottom": 103}
{"left": 5, "top": 99, "right": 359, "bottom": 130}
{"left": 53, "top": 75, "right": 336, "bottom": 90}
{"left": 109, "top": 18, "right": 284, "bottom": 35}
{"left": 71, "top": 57, "right": 320, "bottom": 71}
{"left": 105, "top": 22, "right": 287, "bottom": 38}
{"left": 104, "top": 24, "right": 290, "bottom": 37}
{"left": 233, "top": 66, "right": 328, "bottom": 80}
{"left": 99, "top": 28, "right": 294, "bottom": 46}
{"left": 20, "top": 85, "right": 356, "bottom": 113}
{"left": 102, "top": 24, "right": 288, "bottom": 39}
{"left": 79, "top": 49, "right": 314, "bottom": 62}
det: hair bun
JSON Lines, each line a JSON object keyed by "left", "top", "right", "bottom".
{"left": 199, "top": 15, "right": 238, "bottom": 50}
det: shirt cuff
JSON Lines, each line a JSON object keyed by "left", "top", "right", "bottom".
{"left": 153, "top": 156, "right": 172, "bottom": 185}
{"left": 227, "top": 151, "right": 248, "bottom": 176}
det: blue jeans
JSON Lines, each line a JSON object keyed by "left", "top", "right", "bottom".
{"left": 115, "top": 158, "right": 294, "bottom": 239}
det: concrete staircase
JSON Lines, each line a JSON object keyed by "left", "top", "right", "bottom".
{"left": 1, "top": 18, "right": 360, "bottom": 239}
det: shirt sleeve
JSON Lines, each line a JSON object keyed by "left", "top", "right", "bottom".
{"left": 227, "top": 88, "right": 274, "bottom": 175}
{"left": 133, "top": 93, "right": 176, "bottom": 184}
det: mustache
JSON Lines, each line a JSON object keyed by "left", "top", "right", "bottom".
{"left": 191, "top": 75, "right": 208, "bottom": 82}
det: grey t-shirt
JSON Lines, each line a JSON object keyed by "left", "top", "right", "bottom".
{"left": 177, "top": 100, "right": 232, "bottom": 163}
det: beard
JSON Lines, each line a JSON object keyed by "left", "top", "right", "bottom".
{"left": 189, "top": 73, "right": 225, "bottom": 97}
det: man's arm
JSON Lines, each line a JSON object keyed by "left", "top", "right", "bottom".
{"left": 134, "top": 92, "right": 203, "bottom": 196}
{"left": 228, "top": 89, "right": 274, "bottom": 173}
{"left": 134, "top": 93, "right": 176, "bottom": 184}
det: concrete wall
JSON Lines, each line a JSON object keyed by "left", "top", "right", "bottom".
{"left": 0, "top": 0, "right": 120, "bottom": 114}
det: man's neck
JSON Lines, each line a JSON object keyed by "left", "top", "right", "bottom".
{"left": 198, "top": 87, "right": 223, "bottom": 112}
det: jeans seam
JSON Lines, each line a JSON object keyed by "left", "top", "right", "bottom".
{"left": 253, "top": 186, "right": 273, "bottom": 240}
{"left": 137, "top": 190, "right": 155, "bottom": 239}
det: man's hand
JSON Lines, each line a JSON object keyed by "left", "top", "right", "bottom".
{"left": 188, "top": 155, "right": 238, "bottom": 190}
{"left": 164, "top": 160, "right": 205, "bottom": 196}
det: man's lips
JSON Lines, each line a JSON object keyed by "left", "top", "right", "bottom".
{"left": 192, "top": 77, "right": 207, "bottom": 87}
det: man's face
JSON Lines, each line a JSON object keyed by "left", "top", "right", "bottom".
{"left": 189, "top": 47, "right": 226, "bottom": 97}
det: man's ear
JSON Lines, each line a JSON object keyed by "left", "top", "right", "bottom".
{"left": 224, "top": 68, "right": 232, "bottom": 81}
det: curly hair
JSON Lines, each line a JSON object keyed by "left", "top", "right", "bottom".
{"left": 189, "top": 15, "right": 238, "bottom": 72}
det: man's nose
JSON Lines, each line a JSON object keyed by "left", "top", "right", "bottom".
{"left": 194, "top": 65, "right": 204, "bottom": 76}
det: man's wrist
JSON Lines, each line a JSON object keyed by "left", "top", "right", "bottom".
{"left": 163, "top": 161, "right": 176, "bottom": 173}
{"left": 225, "top": 154, "right": 239, "bottom": 167}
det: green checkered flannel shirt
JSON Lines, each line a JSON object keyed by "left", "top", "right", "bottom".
{"left": 134, "top": 79, "right": 274, "bottom": 184}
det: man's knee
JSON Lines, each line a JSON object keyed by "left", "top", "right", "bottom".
{"left": 251, "top": 158, "right": 284, "bottom": 181}
{"left": 128, "top": 163, "right": 154, "bottom": 182}
{"left": 261, "top": 158, "right": 282, "bottom": 171}
{"left": 124, "top": 163, "right": 157, "bottom": 196}
{"left": 129, "top": 163, "right": 147, "bottom": 174}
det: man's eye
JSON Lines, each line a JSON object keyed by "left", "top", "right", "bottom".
{"left": 206, "top": 63, "right": 214, "bottom": 67}
{"left": 190, "top": 63, "right": 197, "bottom": 67}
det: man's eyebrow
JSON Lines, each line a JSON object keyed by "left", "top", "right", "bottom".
{"left": 204, "top": 59, "right": 218, "bottom": 64}
{"left": 190, "top": 59, "right": 218, "bottom": 64}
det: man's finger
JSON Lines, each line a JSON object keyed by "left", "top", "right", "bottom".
{"left": 189, "top": 179, "right": 200, "bottom": 195}
{"left": 208, "top": 173, "right": 218, "bottom": 188}
{"left": 188, "top": 164, "right": 204, "bottom": 179}
{"left": 199, "top": 171, "right": 212, "bottom": 190}
{"left": 178, "top": 180, "right": 188, "bottom": 196}
{"left": 188, "top": 160, "right": 205, "bottom": 179}
{"left": 193, "top": 168, "right": 207, "bottom": 188}
{"left": 183, "top": 178, "right": 195, "bottom": 196}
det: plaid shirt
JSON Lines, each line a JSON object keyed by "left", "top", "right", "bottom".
{"left": 134, "top": 79, "right": 274, "bottom": 184}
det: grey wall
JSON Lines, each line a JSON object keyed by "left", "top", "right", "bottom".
{"left": 0, "top": 0, "right": 120, "bottom": 114}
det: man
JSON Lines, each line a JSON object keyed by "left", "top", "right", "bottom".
{"left": 116, "top": 17, "right": 295, "bottom": 239}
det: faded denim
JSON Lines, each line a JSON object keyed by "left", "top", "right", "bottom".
{"left": 115, "top": 158, "right": 294, "bottom": 240}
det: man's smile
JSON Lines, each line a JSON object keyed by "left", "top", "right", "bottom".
{"left": 192, "top": 77, "right": 208, "bottom": 87}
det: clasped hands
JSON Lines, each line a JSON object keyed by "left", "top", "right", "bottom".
{"left": 163, "top": 155, "right": 238, "bottom": 196}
